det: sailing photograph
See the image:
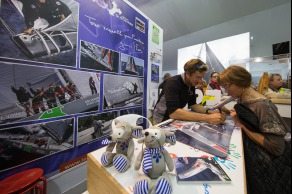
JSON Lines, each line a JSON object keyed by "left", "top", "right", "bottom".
{"left": 0, "top": 118, "right": 74, "bottom": 172}
{"left": 0, "top": 62, "right": 100, "bottom": 126}
{"left": 77, "top": 111, "right": 118, "bottom": 146}
{"left": 120, "top": 53, "right": 144, "bottom": 76}
{"left": 103, "top": 74, "right": 143, "bottom": 109}
{"left": 0, "top": 0, "right": 79, "bottom": 67}
{"left": 79, "top": 40, "right": 119, "bottom": 73}
{"left": 151, "top": 64, "right": 159, "bottom": 83}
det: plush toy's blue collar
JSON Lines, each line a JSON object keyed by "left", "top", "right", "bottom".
{"left": 145, "top": 147, "right": 164, "bottom": 154}
{"left": 142, "top": 147, "right": 164, "bottom": 174}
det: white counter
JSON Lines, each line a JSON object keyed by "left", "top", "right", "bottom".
{"left": 86, "top": 127, "right": 246, "bottom": 194}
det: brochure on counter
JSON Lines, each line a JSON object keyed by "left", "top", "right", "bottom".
{"left": 157, "top": 116, "right": 238, "bottom": 158}
{"left": 174, "top": 157, "right": 232, "bottom": 184}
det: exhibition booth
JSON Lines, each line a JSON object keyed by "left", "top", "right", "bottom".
{"left": 0, "top": 0, "right": 165, "bottom": 192}
{"left": 0, "top": 0, "right": 290, "bottom": 194}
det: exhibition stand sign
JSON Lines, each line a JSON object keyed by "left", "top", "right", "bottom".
{"left": 0, "top": 0, "right": 148, "bottom": 180}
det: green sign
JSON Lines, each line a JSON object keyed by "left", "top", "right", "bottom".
{"left": 40, "top": 106, "right": 66, "bottom": 119}
{"left": 152, "top": 25, "right": 160, "bottom": 45}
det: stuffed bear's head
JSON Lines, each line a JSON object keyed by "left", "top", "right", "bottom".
{"left": 137, "top": 126, "right": 176, "bottom": 149}
{"left": 108, "top": 120, "right": 142, "bottom": 143}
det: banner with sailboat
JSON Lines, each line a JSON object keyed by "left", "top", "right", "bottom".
{"left": 121, "top": 53, "right": 144, "bottom": 76}
{"left": 0, "top": 62, "right": 100, "bottom": 126}
{"left": 77, "top": 111, "right": 118, "bottom": 146}
{"left": 0, "top": 118, "right": 74, "bottom": 172}
{"left": 0, "top": 0, "right": 79, "bottom": 67}
{"left": 80, "top": 40, "right": 120, "bottom": 73}
{"left": 78, "top": 0, "right": 148, "bottom": 61}
{"left": 0, "top": 0, "right": 149, "bottom": 181}
{"left": 103, "top": 74, "right": 143, "bottom": 109}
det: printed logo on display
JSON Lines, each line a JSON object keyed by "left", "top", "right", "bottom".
{"left": 213, "top": 144, "right": 241, "bottom": 170}
{"left": 109, "top": 2, "right": 122, "bottom": 16}
{"left": 214, "top": 156, "right": 236, "bottom": 170}
{"left": 92, "top": 0, "right": 122, "bottom": 16}
{"left": 40, "top": 106, "right": 66, "bottom": 119}
{"left": 228, "top": 144, "right": 241, "bottom": 159}
{"left": 203, "top": 183, "right": 211, "bottom": 194}
{"left": 135, "top": 17, "right": 145, "bottom": 33}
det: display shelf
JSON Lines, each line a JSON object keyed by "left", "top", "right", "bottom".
{"left": 87, "top": 126, "right": 246, "bottom": 194}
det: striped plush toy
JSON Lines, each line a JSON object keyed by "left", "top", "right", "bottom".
{"left": 101, "top": 120, "right": 143, "bottom": 173}
{"left": 134, "top": 126, "right": 176, "bottom": 194}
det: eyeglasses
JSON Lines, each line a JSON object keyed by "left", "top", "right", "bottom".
{"left": 223, "top": 83, "right": 232, "bottom": 90}
{"left": 212, "top": 76, "right": 218, "bottom": 78}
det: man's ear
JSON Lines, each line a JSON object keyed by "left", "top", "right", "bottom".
{"left": 164, "top": 131, "right": 176, "bottom": 145}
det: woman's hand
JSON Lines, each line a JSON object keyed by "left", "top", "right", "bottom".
{"left": 230, "top": 109, "right": 241, "bottom": 126}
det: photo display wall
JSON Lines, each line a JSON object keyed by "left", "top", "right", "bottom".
{"left": 0, "top": 0, "right": 148, "bottom": 179}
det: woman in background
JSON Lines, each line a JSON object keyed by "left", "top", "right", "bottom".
{"left": 207, "top": 72, "right": 230, "bottom": 113}
{"left": 207, "top": 72, "right": 223, "bottom": 94}
{"left": 219, "top": 65, "right": 291, "bottom": 194}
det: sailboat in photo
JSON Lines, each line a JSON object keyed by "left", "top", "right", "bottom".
{"left": 80, "top": 41, "right": 114, "bottom": 71}
{"left": 0, "top": 0, "right": 78, "bottom": 59}
{"left": 123, "top": 56, "right": 139, "bottom": 75}
{"left": 0, "top": 62, "right": 100, "bottom": 125}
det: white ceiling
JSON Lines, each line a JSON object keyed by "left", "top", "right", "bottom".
{"left": 127, "top": 0, "right": 291, "bottom": 42}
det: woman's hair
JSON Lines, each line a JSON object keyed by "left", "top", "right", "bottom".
{"left": 210, "top": 72, "right": 219, "bottom": 78}
{"left": 218, "top": 66, "right": 252, "bottom": 88}
{"left": 184, "top": 59, "right": 208, "bottom": 74}
{"left": 268, "top": 73, "right": 282, "bottom": 82}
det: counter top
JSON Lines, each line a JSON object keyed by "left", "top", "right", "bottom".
{"left": 87, "top": 127, "right": 246, "bottom": 194}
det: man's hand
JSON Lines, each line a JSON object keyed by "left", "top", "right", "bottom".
{"left": 195, "top": 81, "right": 204, "bottom": 90}
{"left": 23, "top": 28, "right": 33, "bottom": 34}
{"left": 206, "top": 113, "right": 226, "bottom": 125}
